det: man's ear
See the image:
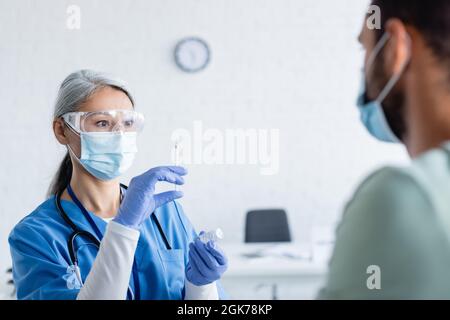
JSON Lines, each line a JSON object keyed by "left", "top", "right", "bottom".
{"left": 384, "top": 18, "right": 411, "bottom": 74}
{"left": 53, "top": 118, "right": 69, "bottom": 145}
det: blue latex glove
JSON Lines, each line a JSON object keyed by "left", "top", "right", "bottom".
{"left": 186, "top": 235, "right": 228, "bottom": 286}
{"left": 114, "top": 166, "right": 187, "bottom": 229}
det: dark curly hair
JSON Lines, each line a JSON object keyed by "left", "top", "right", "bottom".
{"left": 372, "top": 0, "right": 450, "bottom": 82}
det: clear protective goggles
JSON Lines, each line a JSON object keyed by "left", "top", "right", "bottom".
{"left": 62, "top": 109, "right": 145, "bottom": 133}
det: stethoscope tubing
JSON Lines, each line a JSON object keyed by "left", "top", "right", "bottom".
{"left": 54, "top": 183, "right": 172, "bottom": 300}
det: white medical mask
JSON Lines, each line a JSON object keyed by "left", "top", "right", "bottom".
{"left": 357, "top": 32, "right": 411, "bottom": 143}
{"left": 67, "top": 131, "right": 138, "bottom": 181}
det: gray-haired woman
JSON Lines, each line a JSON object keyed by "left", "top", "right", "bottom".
{"left": 9, "top": 70, "right": 228, "bottom": 300}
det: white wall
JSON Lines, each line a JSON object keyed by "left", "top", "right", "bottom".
{"left": 0, "top": 0, "right": 409, "bottom": 280}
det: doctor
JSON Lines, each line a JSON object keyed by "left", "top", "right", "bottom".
{"left": 9, "top": 70, "right": 228, "bottom": 300}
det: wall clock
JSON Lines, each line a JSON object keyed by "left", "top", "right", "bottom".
{"left": 174, "top": 37, "right": 211, "bottom": 73}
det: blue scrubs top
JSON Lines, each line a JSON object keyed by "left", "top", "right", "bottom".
{"left": 8, "top": 196, "right": 226, "bottom": 300}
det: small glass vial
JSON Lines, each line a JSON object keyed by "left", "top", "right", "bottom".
{"left": 199, "top": 228, "right": 224, "bottom": 244}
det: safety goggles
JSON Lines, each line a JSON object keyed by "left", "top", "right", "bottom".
{"left": 62, "top": 109, "right": 145, "bottom": 133}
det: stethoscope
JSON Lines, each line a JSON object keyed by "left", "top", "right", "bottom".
{"left": 55, "top": 183, "right": 172, "bottom": 300}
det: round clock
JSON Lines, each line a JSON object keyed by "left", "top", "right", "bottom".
{"left": 174, "top": 37, "right": 211, "bottom": 73}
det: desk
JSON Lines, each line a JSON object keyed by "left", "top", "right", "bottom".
{"left": 0, "top": 243, "right": 332, "bottom": 300}
{"left": 220, "top": 243, "right": 332, "bottom": 300}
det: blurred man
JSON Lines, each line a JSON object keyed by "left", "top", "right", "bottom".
{"left": 318, "top": 0, "right": 450, "bottom": 299}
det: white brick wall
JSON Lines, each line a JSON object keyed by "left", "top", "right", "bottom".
{"left": 0, "top": 0, "right": 408, "bottom": 286}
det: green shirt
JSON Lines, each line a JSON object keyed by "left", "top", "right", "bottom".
{"left": 318, "top": 143, "right": 450, "bottom": 299}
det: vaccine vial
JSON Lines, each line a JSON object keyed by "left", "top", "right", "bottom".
{"left": 199, "top": 228, "right": 224, "bottom": 244}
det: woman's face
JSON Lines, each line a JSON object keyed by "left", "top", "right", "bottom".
{"left": 54, "top": 86, "right": 134, "bottom": 162}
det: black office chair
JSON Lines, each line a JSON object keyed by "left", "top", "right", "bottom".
{"left": 245, "top": 209, "right": 291, "bottom": 243}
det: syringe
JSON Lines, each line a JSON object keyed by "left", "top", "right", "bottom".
{"left": 199, "top": 228, "right": 224, "bottom": 244}
{"left": 173, "top": 139, "right": 181, "bottom": 191}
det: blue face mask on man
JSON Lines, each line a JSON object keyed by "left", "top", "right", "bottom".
{"left": 357, "top": 32, "right": 411, "bottom": 143}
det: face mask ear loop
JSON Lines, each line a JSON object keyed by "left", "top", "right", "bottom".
{"left": 376, "top": 35, "right": 411, "bottom": 103}
{"left": 366, "top": 32, "right": 391, "bottom": 72}
{"left": 363, "top": 32, "right": 390, "bottom": 100}
{"left": 62, "top": 118, "right": 82, "bottom": 162}
{"left": 376, "top": 33, "right": 412, "bottom": 104}
{"left": 66, "top": 144, "right": 80, "bottom": 162}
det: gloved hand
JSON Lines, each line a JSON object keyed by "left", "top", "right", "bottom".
{"left": 113, "top": 166, "right": 187, "bottom": 229}
{"left": 185, "top": 234, "right": 228, "bottom": 286}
